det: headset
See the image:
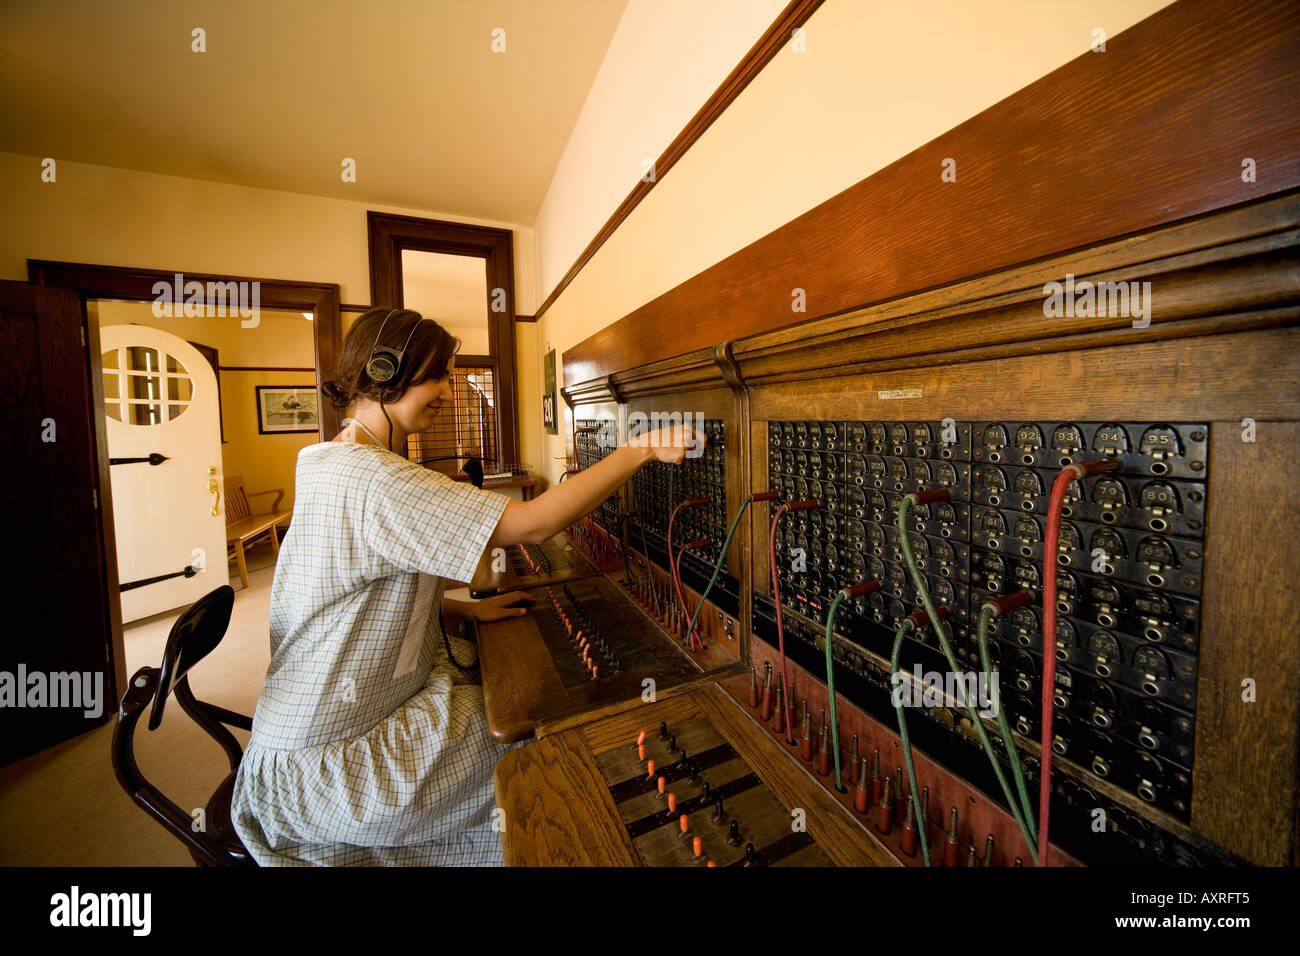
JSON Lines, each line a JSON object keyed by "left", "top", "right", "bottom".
{"left": 366, "top": 309, "right": 423, "bottom": 385}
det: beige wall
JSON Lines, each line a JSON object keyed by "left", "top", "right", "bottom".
{"left": 532, "top": 0, "right": 789, "bottom": 300}
{"left": 0, "top": 149, "right": 545, "bottom": 484}
{"left": 532, "top": 0, "right": 1176, "bottom": 485}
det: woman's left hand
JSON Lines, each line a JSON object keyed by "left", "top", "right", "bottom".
{"left": 471, "top": 591, "right": 536, "bottom": 622}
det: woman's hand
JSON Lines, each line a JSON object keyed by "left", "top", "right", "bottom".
{"left": 627, "top": 425, "right": 706, "bottom": 464}
{"left": 469, "top": 590, "right": 536, "bottom": 621}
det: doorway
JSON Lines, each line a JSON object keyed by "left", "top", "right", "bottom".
{"left": 28, "top": 260, "right": 340, "bottom": 709}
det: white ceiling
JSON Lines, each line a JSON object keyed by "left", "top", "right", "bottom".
{"left": 0, "top": 0, "right": 629, "bottom": 225}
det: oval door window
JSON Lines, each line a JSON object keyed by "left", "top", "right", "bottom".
{"left": 102, "top": 346, "right": 193, "bottom": 425}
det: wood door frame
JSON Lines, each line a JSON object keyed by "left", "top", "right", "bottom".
{"left": 28, "top": 260, "right": 341, "bottom": 707}
{"left": 367, "top": 211, "right": 520, "bottom": 468}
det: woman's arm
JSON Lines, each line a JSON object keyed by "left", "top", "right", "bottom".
{"left": 443, "top": 592, "right": 534, "bottom": 627}
{"left": 487, "top": 426, "right": 700, "bottom": 549}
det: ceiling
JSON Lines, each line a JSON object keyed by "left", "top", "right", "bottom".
{"left": 0, "top": 0, "right": 629, "bottom": 225}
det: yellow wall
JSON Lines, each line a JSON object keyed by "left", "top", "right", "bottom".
{"left": 0, "top": 149, "right": 544, "bottom": 486}
{"left": 530, "top": 0, "right": 1177, "bottom": 485}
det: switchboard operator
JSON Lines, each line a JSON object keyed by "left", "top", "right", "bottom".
{"left": 232, "top": 306, "right": 700, "bottom": 865}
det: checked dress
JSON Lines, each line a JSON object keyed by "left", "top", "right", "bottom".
{"left": 231, "top": 430, "right": 514, "bottom": 865}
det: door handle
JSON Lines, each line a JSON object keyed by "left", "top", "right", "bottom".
{"left": 209, "top": 466, "right": 220, "bottom": 516}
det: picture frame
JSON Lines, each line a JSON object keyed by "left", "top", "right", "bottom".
{"left": 255, "top": 385, "right": 319, "bottom": 434}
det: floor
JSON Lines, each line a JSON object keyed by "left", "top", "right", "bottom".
{"left": 0, "top": 546, "right": 279, "bottom": 865}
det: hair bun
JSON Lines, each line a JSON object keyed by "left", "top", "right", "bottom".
{"left": 321, "top": 381, "right": 349, "bottom": 407}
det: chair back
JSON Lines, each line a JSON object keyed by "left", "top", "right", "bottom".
{"left": 149, "top": 585, "right": 233, "bottom": 730}
{"left": 223, "top": 475, "right": 252, "bottom": 524}
{"left": 112, "top": 585, "right": 256, "bottom": 866}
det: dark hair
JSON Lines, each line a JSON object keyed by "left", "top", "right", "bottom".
{"left": 321, "top": 308, "right": 460, "bottom": 409}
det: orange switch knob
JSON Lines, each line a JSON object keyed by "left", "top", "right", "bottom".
{"left": 854, "top": 759, "right": 870, "bottom": 814}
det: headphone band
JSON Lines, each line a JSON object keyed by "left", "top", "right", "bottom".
{"left": 367, "top": 310, "right": 424, "bottom": 385}
{"left": 369, "top": 308, "right": 400, "bottom": 357}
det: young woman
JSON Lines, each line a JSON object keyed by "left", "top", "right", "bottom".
{"left": 231, "top": 307, "right": 698, "bottom": 866}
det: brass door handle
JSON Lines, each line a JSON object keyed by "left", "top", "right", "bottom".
{"left": 209, "top": 467, "right": 220, "bottom": 516}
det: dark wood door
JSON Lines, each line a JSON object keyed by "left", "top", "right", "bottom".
{"left": 0, "top": 280, "right": 119, "bottom": 765}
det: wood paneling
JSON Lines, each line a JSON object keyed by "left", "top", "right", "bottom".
{"left": 564, "top": 0, "right": 1300, "bottom": 385}
{"left": 495, "top": 731, "right": 641, "bottom": 866}
{"left": 0, "top": 282, "right": 120, "bottom": 763}
{"left": 741, "top": 330, "right": 1300, "bottom": 865}
{"left": 1194, "top": 422, "right": 1300, "bottom": 865}
{"left": 557, "top": 182, "right": 1300, "bottom": 865}
{"left": 496, "top": 685, "right": 897, "bottom": 866}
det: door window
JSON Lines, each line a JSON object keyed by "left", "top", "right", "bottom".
{"left": 102, "top": 346, "right": 192, "bottom": 425}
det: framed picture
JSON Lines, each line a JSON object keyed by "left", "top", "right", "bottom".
{"left": 255, "top": 385, "right": 319, "bottom": 434}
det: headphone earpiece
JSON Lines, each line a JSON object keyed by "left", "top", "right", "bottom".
{"left": 366, "top": 310, "right": 422, "bottom": 386}
{"left": 366, "top": 350, "right": 401, "bottom": 384}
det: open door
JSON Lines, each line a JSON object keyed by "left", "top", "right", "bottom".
{"left": 99, "top": 325, "right": 226, "bottom": 622}
{"left": 0, "top": 281, "right": 118, "bottom": 765}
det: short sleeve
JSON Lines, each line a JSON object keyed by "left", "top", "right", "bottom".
{"left": 363, "top": 460, "right": 510, "bottom": 582}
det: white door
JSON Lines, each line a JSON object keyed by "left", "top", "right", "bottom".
{"left": 100, "top": 325, "right": 227, "bottom": 623}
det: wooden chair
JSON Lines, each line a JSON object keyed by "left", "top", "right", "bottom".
{"left": 111, "top": 585, "right": 257, "bottom": 866}
{"left": 224, "top": 475, "right": 291, "bottom": 589}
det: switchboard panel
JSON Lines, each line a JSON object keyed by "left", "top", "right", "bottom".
{"left": 763, "top": 420, "right": 1209, "bottom": 841}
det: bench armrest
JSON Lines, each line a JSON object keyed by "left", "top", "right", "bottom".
{"left": 245, "top": 488, "right": 285, "bottom": 513}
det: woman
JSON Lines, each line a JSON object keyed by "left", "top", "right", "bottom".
{"left": 231, "top": 307, "right": 697, "bottom": 866}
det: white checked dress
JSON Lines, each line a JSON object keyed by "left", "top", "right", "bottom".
{"left": 231, "top": 425, "right": 513, "bottom": 865}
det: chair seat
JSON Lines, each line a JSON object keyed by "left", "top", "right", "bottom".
{"left": 225, "top": 511, "right": 290, "bottom": 544}
{"left": 206, "top": 769, "right": 255, "bottom": 865}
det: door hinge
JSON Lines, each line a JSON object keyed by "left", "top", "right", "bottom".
{"left": 92, "top": 488, "right": 99, "bottom": 510}
{"left": 81, "top": 326, "right": 86, "bottom": 347}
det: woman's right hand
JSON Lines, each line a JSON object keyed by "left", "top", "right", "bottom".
{"left": 628, "top": 425, "right": 706, "bottom": 464}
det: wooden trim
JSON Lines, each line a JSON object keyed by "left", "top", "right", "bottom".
{"left": 563, "top": 0, "right": 1300, "bottom": 385}
{"left": 730, "top": 194, "right": 1300, "bottom": 383}
{"left": 220, "top": 365, "right": 315, "bottom": 372}
{"left": 608, "top": 346, "right": 726, "bottom": 401}
{"left": 564, "top": 191, "right": 1300, "bottom": 397}
{"left": 367, "top": 211, "right": 520, "bottom": 466}
{"left": 341, "top": 302, "right": 372, "bottom": 312}
{"left": 561, "top": 377, "right": 620, "bottom": 409}
{"left": 515, "top": 313, "right": 538, "bottom": 323}
{"left": 28, "top": 260, "right": 343, "bottom": 439}
{"left": 536, "top": 0, "right": 826, "bottom": 322}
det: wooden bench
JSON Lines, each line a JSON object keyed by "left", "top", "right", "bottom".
{"left": 224, "top": 475, "right": 291, "bottom": 589}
